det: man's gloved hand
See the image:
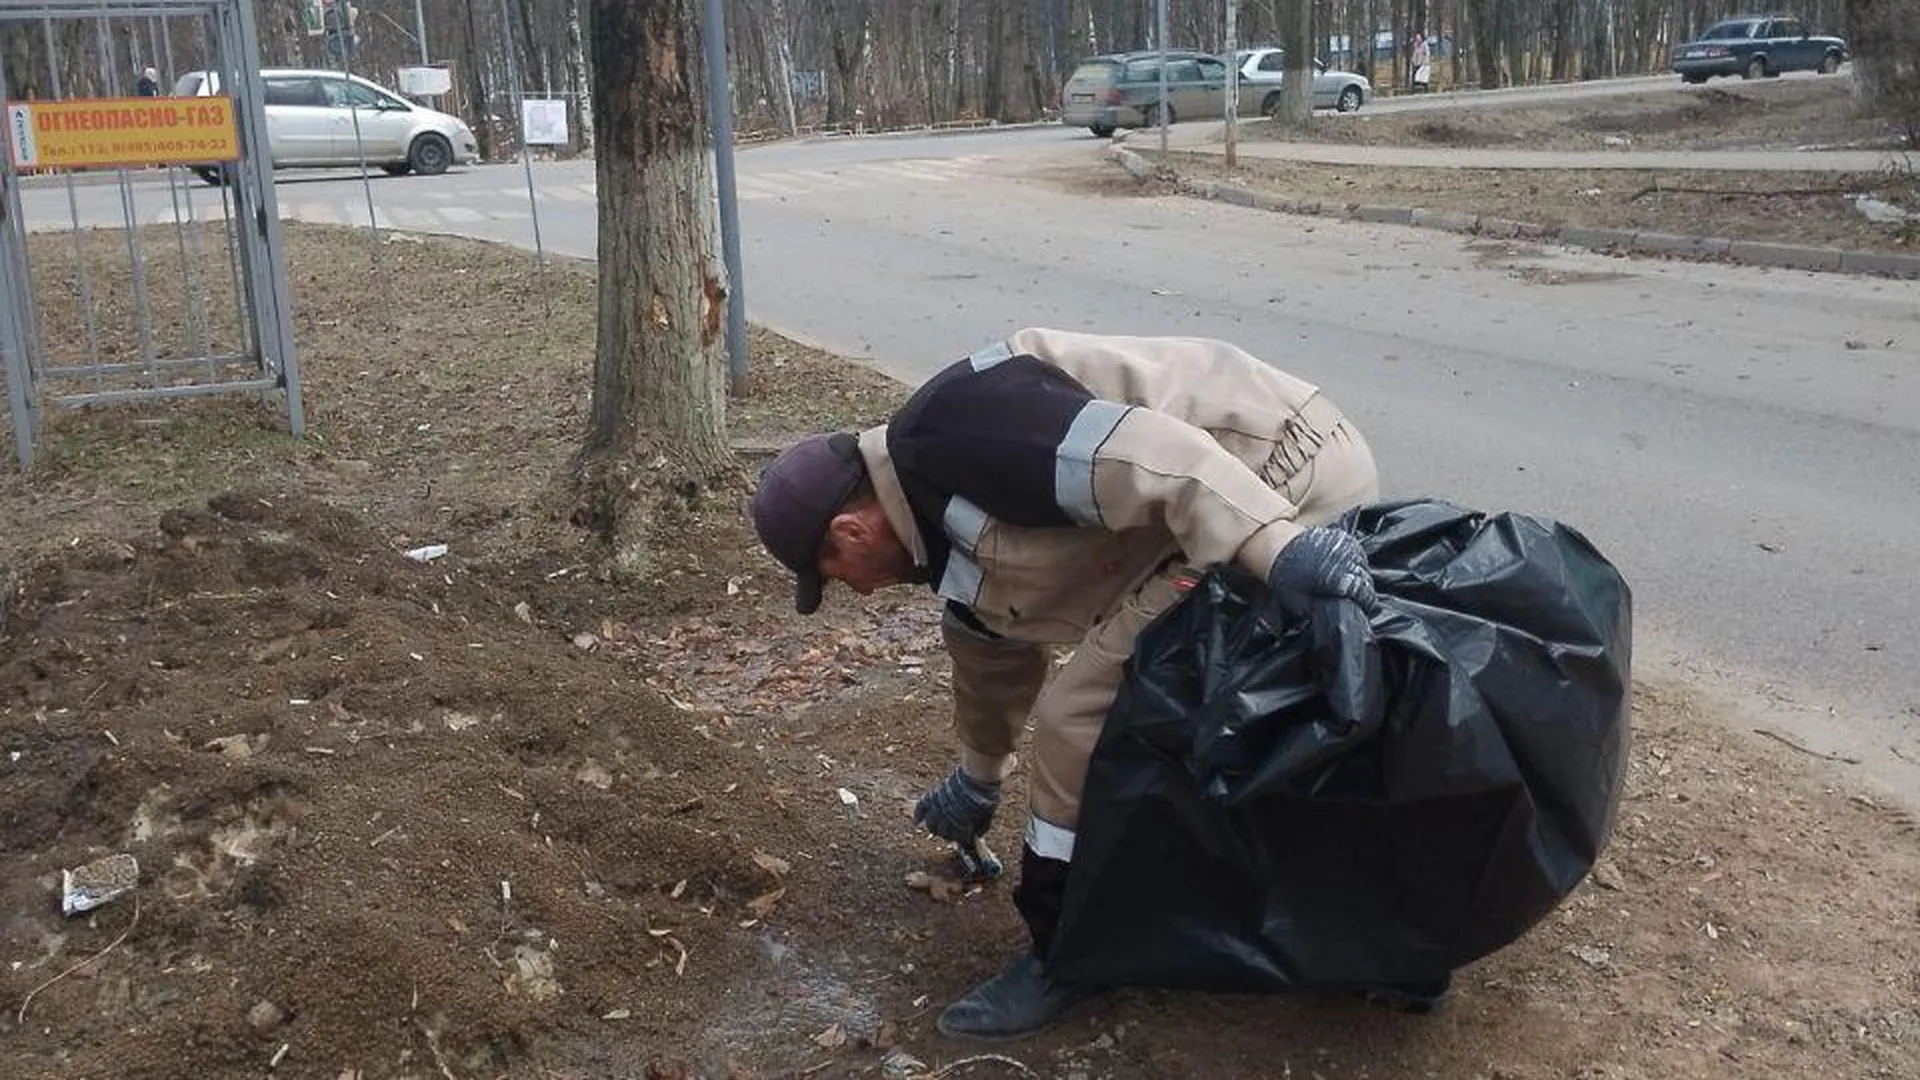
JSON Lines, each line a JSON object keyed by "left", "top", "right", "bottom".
{"left": 914, "top": 765, "right": 1001, "bottom": 844}
{"left": 1267, "top": 524, "right": 1379, "bottom": 616}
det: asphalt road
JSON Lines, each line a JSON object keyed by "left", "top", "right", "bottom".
{"left": 10, "top": 106, "right": 1919, "bottom": 807}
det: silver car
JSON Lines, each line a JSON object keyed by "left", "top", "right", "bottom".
{"left": 173, "top": 67, "right": 480, "bottom": 183}
{"left": 1231, "top": 47, "right": 1372, "bottom": 113}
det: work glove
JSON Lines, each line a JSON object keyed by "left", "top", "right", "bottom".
{"left": 913, "top": 765, "right": 1001, "bottom": 845}
{"left": 1267, "top": 524, "right": 1379, "bottom": 617}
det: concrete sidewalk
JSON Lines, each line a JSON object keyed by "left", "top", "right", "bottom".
{"left": 1142, "top": 123, "right": 1913, "bottom": 173}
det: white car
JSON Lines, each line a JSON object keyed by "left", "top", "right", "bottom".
{"left": 172, "top": 67, "right": 479, "bottom": 183}
{"left": 1230, "top": 47, "right": 1372, "bottom": 113}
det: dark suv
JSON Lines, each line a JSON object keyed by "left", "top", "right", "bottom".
{"left": 1671, "top": 15, "right": 1848, "bottom": 83}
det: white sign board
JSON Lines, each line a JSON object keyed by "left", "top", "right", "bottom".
{"left": 520, "top": 99, "right": 568, "bottom": 145}
{"left": 397, "top": 66, "right": 453, "bottom": 96}
{"left": 5, "top": 104, "right": 38, "bottom": 168}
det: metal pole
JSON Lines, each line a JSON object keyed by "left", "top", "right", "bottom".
{"left": 498, "top": 0, "right": 551, "bottom": 316}
{"left": 1224, "top": 0, "right": 1238, "bottom": 168}
{"left": 1156, "top": 0, "right": 1168, "bottom": 156}
{"left": 414, "top": 0, "right": 428, "bottom": 63}
{"left": 704, "top": 0, "right": 748, "bottom": 391}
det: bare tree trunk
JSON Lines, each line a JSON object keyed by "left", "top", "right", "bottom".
{"left": 1276, "top": 0, "right": 1311, "bottom": 126}
{"left": 576, "top": 0, "right": 733, "bottom": 566}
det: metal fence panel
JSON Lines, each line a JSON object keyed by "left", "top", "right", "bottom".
{"left": 0, "top": 0, "right": 301, "bottom": 469}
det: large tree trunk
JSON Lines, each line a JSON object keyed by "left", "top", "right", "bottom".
{"left": 1276, "top": 0, "right": 1312, "bottom": 127}
{"left": 1849, "top": 0, "right": 1920, "bottom": 135}
{"left": 576, "top": 0, "right": 733, "bottom": 569}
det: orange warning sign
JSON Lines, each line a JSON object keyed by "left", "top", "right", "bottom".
{"left": 4, "top": 96, "right": 241, "bottom": 170}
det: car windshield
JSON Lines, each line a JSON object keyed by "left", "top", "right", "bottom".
{"left": 1700, "top": 20, "right": 1761, "bottom": 39}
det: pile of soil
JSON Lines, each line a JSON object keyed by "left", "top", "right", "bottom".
{"left": 3, "top": 225, "right": 1917, "bottom": 1080}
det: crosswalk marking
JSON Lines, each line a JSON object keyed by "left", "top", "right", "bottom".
{"left": 52, "top": 154, "right": 1004, "bottom": 234}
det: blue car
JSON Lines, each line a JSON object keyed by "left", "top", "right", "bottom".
{"left": 1671, "top": 15, "right": 1848, "bottom": 83}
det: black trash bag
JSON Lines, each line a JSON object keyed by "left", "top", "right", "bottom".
{"left": 1046, "top": 498, "right": 1633, "bottom": 994}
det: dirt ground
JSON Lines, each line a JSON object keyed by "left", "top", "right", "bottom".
{"left": 1134, "top": 76, "right": 1920, "bottom": 256}
{"left": 1249, "top": 76, "right": 1911, "bottom": 153}
{"left": 2, "top": 225, "right": 1917, "bottom": 1080}
{"left": 1151, "top": 155, "right": 1920, "bottom": 254}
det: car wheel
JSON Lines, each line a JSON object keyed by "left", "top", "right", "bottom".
{"left": 1262, "top": 92, "right": 1283, "bottom": 118}
{"left": 1819, "top": 52, "right": 1840, "bottom": 75}
{"left": 407, "top": 134, "right": 453, "bottom": 177}
{"left": 1743, "top": 57, "right": 1767, "bottom": 80}
{"left": 1336, "top": 86, "right": 1363, "bottom": 113}
{"left": 1681, "top": 73, "right": 1708, "bottom": 85}
{"left": 1142, "top": 104, "right": 1175, "bottom": 127}
{"left": 194, "top": 167, "right": 223, "bottom": 187}
{"left": 1089, "top": 124, "right": 1114, "bottom": 138}
{"left": 381, "top": 163, "right": 411, "bottom": 177}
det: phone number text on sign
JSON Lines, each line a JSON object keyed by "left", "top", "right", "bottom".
{"left": 4, "top": 96, "right": 242, "bottom": 169}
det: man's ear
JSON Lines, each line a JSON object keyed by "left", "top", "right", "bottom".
{"left": 825, "top": 511, "right": 868, "bottom": 550}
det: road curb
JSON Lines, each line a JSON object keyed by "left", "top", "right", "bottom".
{"left": 1104, "top": 140, "right": 1920, "bottom": 281}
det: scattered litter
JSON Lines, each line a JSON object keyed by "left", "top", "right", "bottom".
{"left": 402, "top": 544, "right": 448, "bottom": 563}
{"left": 62, "top": 853, "right": 139, "bottom": 916}
{"left": 1566, "top": 943, "right": 1613, "bottom": 971}
{"left": 836, "top": 787, "right": 859, "bottom": 806}
{"left": 1705, "top": 921, "right": 1720, "bottom": 940}
{"left": 1850, "top": 194, "right": 1915, "bottom": 225}
{"left": 882, "top": 1048, "right": 930, "bottom": 1079}
{"left": 751, "top": 851, "right": 792, "bottom": 878}
{"left": 575, "top": 761, "right": 614, "bottom": 790}
{"left": 813, "top": 1022, "right": 848, "bottom": 1050}
{"left": 443, "top": 711, "right": 482, "bottom": 732}
{"left": 269, "top": 1043, "right": 290, "bottom": 1069}
{"left": 1602, "top": 135, "right": 1631, "bottom": 147}
{"left": 601, "top": 1008, "right": 631, "bottom": 1021}
{"left": 571, "top": 632, "right": 600, "bottom": 651}
{"left": 513, "top": 601, "right": 535, "bottom": 624}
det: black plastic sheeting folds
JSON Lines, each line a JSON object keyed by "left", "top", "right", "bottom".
{"left": 1049, "top": 499, "right": 1634, "bottom": 994}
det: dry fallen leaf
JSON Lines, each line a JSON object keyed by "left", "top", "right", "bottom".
{"left": 745, "top": 887, "right": 786, "bottom": 919}
{"left": 751, "top": 851, "right": 791, "bottom": 878}
{"left": 813, "top": 1022, "right": 847, "bottom": 1050}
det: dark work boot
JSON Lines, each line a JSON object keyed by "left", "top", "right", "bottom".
{"left": 935, "top": 840, "right": 1108, "bottom": 1040}
{"left": 1363, "top": 972, "right": 1454, "bottom": 1014}
{"left": 934, "top": 951, "right": 1108, "bottom": 1040}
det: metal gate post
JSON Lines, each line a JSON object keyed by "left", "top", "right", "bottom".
{"left": 0, "top": 54, "right": 42, "bottom": 466}
{"left": 224, "top": 0, "right": 303, "bottom": 434}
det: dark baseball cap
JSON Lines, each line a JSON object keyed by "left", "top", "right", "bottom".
{"left": 749, "top": 432, "right": 867, "bottom": 615}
